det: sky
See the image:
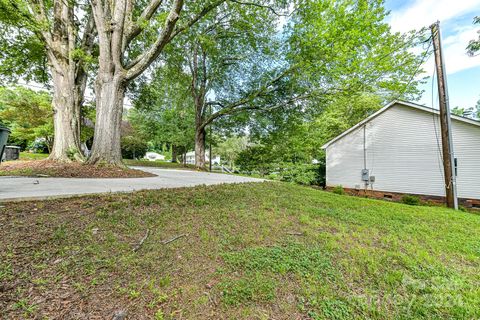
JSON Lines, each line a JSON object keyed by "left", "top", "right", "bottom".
{"left": 385, "top": 0, "right": 480, "bottom": 109}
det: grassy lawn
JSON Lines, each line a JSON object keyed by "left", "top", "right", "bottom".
{"left": 1, "top": 183, "right": 479, "bottom": 319}
{"left": 124, "top": 159, "right": 197, "bottom": 170}
{"left": 18, "top": 152, "right": 49, "bottom": 161}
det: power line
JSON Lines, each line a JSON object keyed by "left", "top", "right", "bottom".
{"left": 393, "top": 35, "right": 433, "bottom": 102}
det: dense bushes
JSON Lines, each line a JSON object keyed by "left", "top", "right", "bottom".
{"left": 272, "top": 163, "right": 324, "bottom": 185}
{"left": 401, "top": 194, "right": 421, "bottom": 206}
{"left": 332, "top": 185, "right": 345, "bottom": 195}
{"left": 121, "top": 135, "right": 148, "bottom": 159}
{"left": 236, "top": 145, "right": 275, "bottom": 176}
{"left": 235, "top": 145, "right": 326, "bottom": 186}
{"left": 236, "top": 156, "right": 325, "bottom": 186}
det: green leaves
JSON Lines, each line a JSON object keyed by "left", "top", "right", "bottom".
{"left": 0, "top": 87, "right": 53, "bottom": 149}
{"left": 129, "top": 65, "right": 195, "bottom": 151}
{"left": 239, "top": 0, "right": 428, "bottom": 177}
{"left": 467, "top": 16, "right": 480, "bottom": 56}
{"left": 288, "top": 0, "right": 425, "bottom": 100}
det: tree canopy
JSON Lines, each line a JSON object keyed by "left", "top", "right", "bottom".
{"left": 0, "top": 0, "right": 433, "bottom": 174}
{"left": 0, "top": 87, "right": 53, "bottom": 151}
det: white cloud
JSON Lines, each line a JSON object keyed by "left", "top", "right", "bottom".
{"left": 389, "top": 0, "right": 480, "bottom": 33}
{"left": 442, "top": 26, "right": 480, "bottom": 74}
{"left": 389, "top": 0, "right": 480, "bottom": 75}
{"left": 418, "top": 25, "right": 480, "bottom": 77}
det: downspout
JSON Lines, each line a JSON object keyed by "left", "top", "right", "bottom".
{"left": 363, "top": 125, "right": 368, "bottom": 193}
{"left": 363, "top": 125, "right": 367, "bottom": 170}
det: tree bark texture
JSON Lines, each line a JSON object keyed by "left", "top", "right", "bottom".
{"left": 194, "top": 127, "right": 206, "bottom": 169}
{"left": 87, "top": 74, "right": 126, "bottom": 165}
{"left": 171, "top": 145, "right": 178, "bottom": 163}
{"left": 49, "top": 68, "right": 83, "bottom": 161}
{"left": 189, "top": 41, "right": 209, "bottom": 169}
{"left": 40, "top": 0, "right": 94, "bottom": 161}
{"left": 87, "top": 0, "right": 186, "bottom": 165}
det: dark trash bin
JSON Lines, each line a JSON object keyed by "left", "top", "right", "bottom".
{"left": 0, "top": 125, "right": 10, "bottom": 163}
{"left": 5, "top": 146, "right": 20, "bottom": 161}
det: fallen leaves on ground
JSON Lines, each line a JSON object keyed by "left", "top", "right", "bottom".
{"left": 0, "top": 160, "right": 155, "bottom": 178}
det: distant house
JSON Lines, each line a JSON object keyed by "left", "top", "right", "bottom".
{"left": 144, "top": 152, "right": 165, "bottom": 161}
{"left": 322, "top": 100, "right": 480, "bottom": 207}
{"left": 185, "top": 151, "right": 221, "bottom": 165}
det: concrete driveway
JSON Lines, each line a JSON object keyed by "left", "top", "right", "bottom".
{"left": 0, "top": 167, "right": 264, "bottom": 202}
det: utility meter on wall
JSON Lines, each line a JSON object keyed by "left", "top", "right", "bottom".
{"left": 361, "top": 169, "right": 369, "bottom": 182}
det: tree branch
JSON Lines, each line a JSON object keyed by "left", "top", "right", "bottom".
{"left": 124, "top": 0, "right": 164, "bottom": 48}
{"left": 125, "top": 0, "right": 184, "bottom": 81}
{"left": 111, "top": 0, "right": 128, "bottom": 71}
{"left": 23, "top": 1, "right": 56, "bottom": 57}
{"left": 168, "top": 0, "right": 225, "bottom": 41}
{"left": 89, "top": 0, "right": 107, "bottom": 46}
{"left": 205, "top": 67, "right": 292, "bottom": 111}
{"left": 198, "top": 68, "right": 297, "bottom": 129}
{"left": 200, "top": 93, "right": 309, "bottom": 131}
{"left": 227, "top": 0, "right": 288, "bottom": 17}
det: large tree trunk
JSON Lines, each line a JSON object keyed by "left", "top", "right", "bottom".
{"left": 46, "top": 1, "right": 91, "bottom": 162}
{"left": 48, "top": 69, "right": 83, "bottom": 161}
{"left": 171, "top": 145, "right": 178, "bottom": 163}
{"left": 86, "top": 0, "right": 188, "bottom": 166}
{"left": 195, "top": 127, "right": 206, "bottom": 169}
{"left": 87, "top": 74, "right": 126, "bottom": 165}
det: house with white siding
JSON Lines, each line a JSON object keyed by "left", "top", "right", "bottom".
{"left": 185, "top": 151, "right": 221, "bottom": 166}
{"left": 322, "top": 100, "right": 480, "bottom": 207}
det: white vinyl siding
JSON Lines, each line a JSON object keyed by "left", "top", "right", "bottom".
{"left": 325, "top": 103, "right": 480, "bottom": 199}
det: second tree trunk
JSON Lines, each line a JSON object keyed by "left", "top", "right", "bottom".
{"left": 87, "top": 74, "right": 126, "bottom": 165}
{"left": 195, "top": 128, "right": 206, "bottom": 169}
{"left": 48, "top": 70, "right": 83, "bottom": 161}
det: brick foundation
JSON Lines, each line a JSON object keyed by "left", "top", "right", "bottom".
{"left": 326, "top": 186, "right": 480, "bottom": 209}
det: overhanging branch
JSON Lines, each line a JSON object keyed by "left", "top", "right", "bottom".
{"left": 227, "top": 0, "right": 289, "bottom": 17}
{"left": 125, "top": 0, "right": 184, "bottom": 81}
{"left": 168, "top": 0, "right": 225, "bottom": 41}
{"left": 200, "top": 93, "right": 309, "bottom": 131}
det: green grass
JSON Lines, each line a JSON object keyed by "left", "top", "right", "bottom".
{"left": 19, "top": 152, "right": 49, "bottom": 160}
{"left": 1, "top": 182, "right": 479, "bottom": 319}
{"left": 124, "top": 159, "right": 197, "bottom": 170}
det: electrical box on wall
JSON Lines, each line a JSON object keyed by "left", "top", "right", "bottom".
{"left": 361, "top": 169, "right": 369, "bottom": 181}
{"left": 369, "top": 176, "right": 375, "bottom": 183}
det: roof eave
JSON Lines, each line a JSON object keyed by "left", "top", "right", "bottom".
{"left": 321, "top": 100, "right": 398, "bottom": 149}
{"left": 321, "top": 99, "right": 480, "bottom": 150}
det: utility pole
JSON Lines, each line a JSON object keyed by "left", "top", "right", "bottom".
{"left": 430, "top": 21, "right": 458, "bottom": 210}
{"left": 209, "top": 104, "right": 213, "bottom": 172}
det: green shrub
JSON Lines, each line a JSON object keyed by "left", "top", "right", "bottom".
{"left": 332, "top": 185, "right": 345, "bottom": 195}
{"left": 28, "top": 139, "right": 49, "bottom": 153}
{"left": 401, "top": 194, "right": 421, "bottom": 206}
{"left": 66, "top": 146, "right": 81, "bottom": 161}
{"left": 277, "top": 163, "right": 319, "bottom": 185}
{"left": 121, "top": 135, "right": 148, "bottom": 159}
{"left": 236, "top": 145, "right": 275, "bottom": 176}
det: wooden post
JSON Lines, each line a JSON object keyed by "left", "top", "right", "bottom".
{"left": 430, "top": 21, "right": 458, "bottom": 210}
{"left": 209, "top": 104, "right": 212, "bottom": 172}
